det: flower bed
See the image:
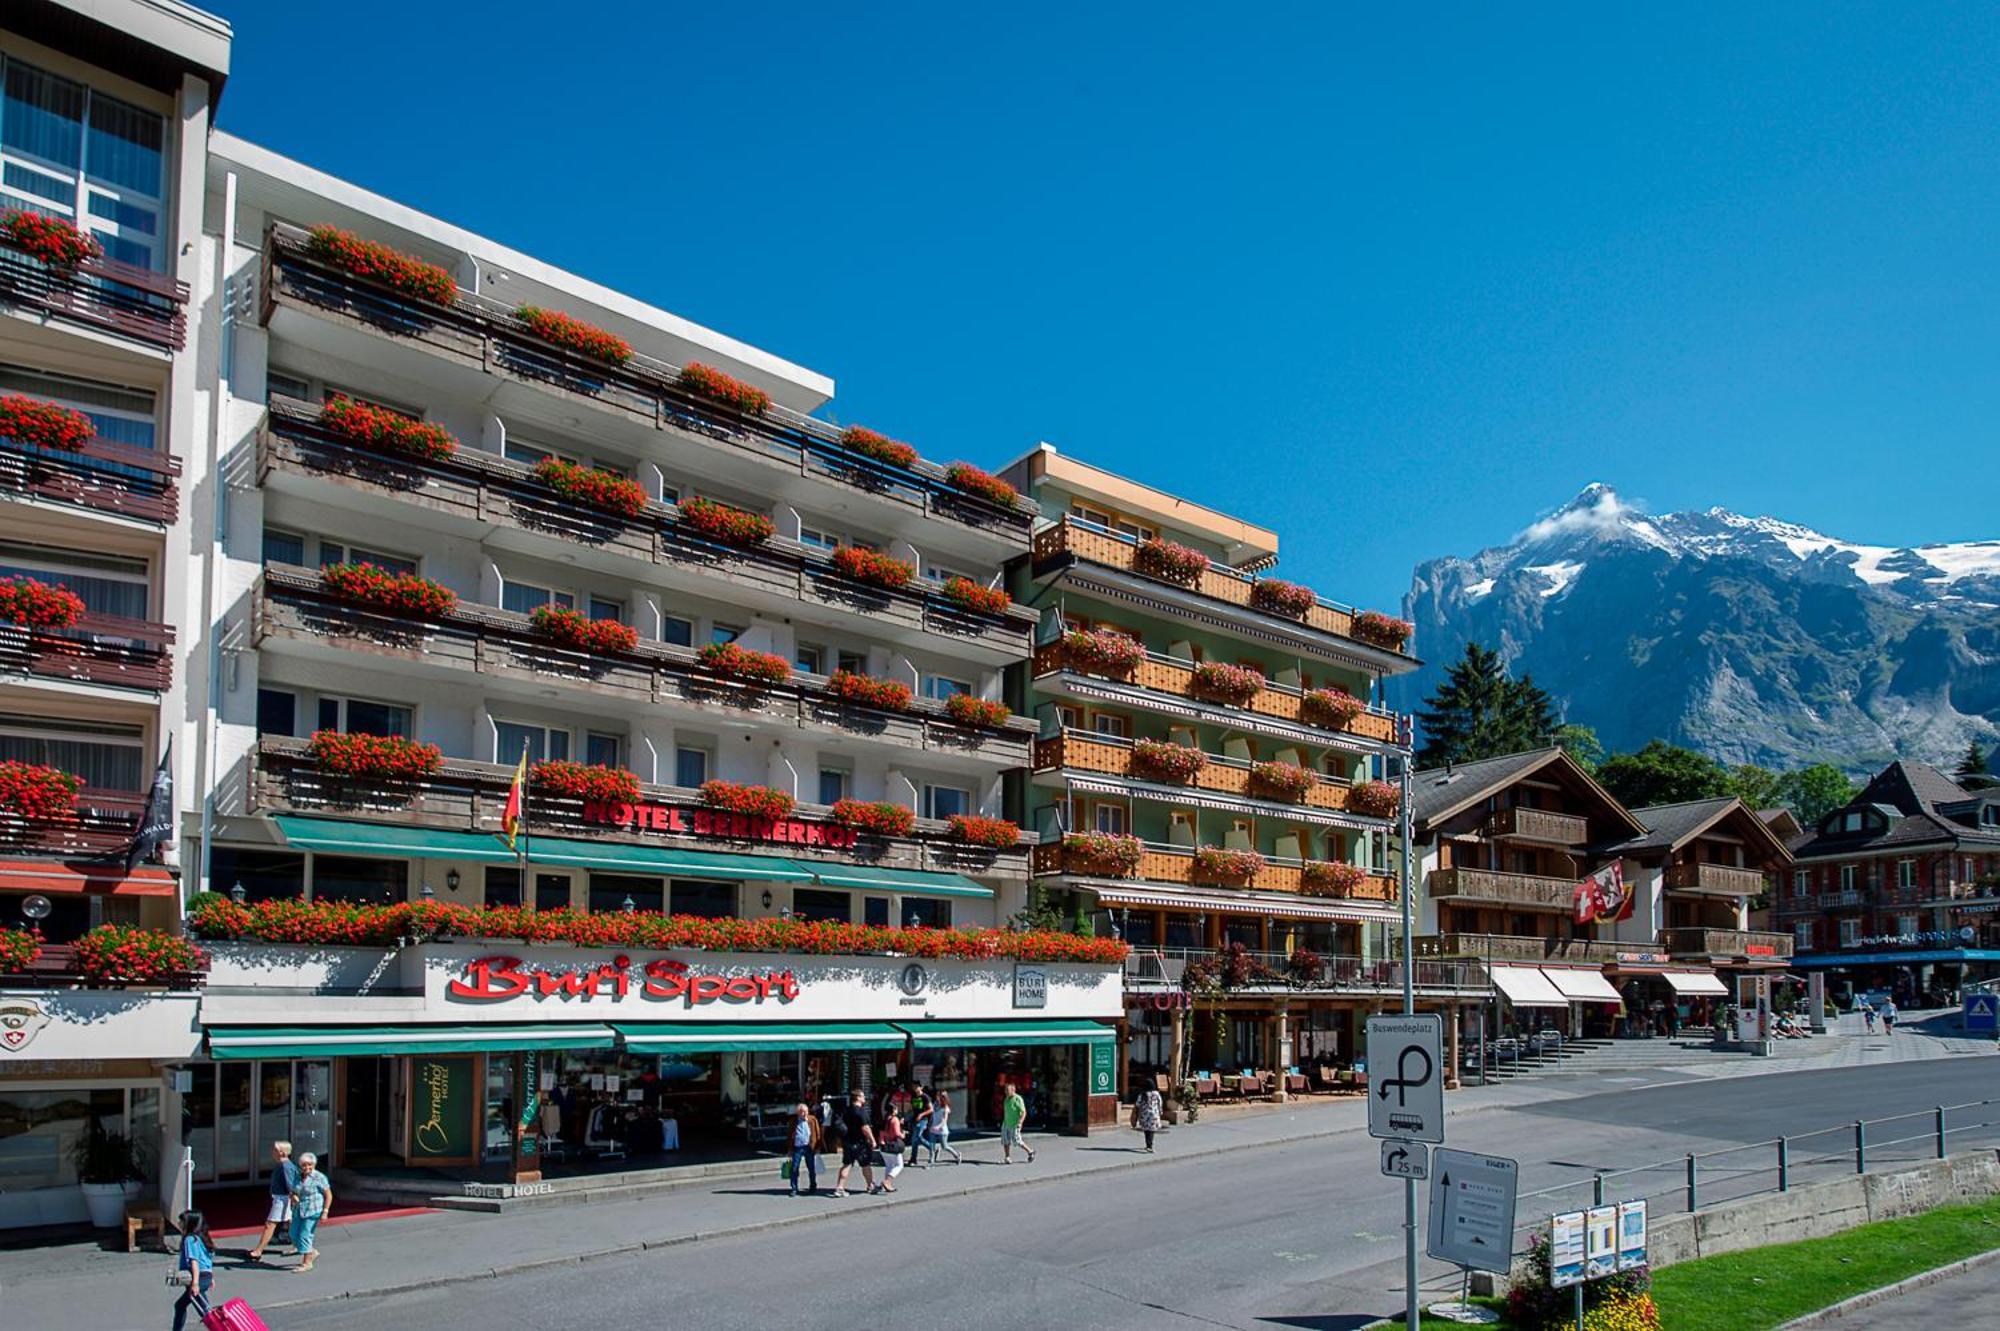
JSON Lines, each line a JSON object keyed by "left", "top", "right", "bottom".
{"left": 1063, "top": 832, "right": 1143, "bottom": 876}
{"left": 1250, "top": 578, "right": 1317, "bottom": 618}
{"left": 941, "top": 576, "right": 1010, "bottom": 616}
{"left": 1189, "top": 660, "right": 1265, "bottom": 706}
{"left": 1249, "top": 760, "right": 1316, "bottom": 802}
{"left": 1061, "top": 627, "right": 1146, "bottom": 675}
{"left": 0, "top": 209, "right": 99, "bottom": 266}
{"left": 948, "top": 813, "right": 1019, "bottom": 848}
{"left": 320, "top": 562, "right": 458, "bottom": 618}
{"left": 825, "top": 670, "right": 912, "bottom": 711}
{"left": 306, "top": 225, "right": 457, "bottom": 305}
{"left": 678, "top": 496, "right": 774, "bottom": 546}
{"left": 1134, "top": 537, "right": 1209, "bottom": 586}
{"left": 831, "top": 545, "right": 914, "bottom": 589}
{"left": 679, "top": 362, "right": 770, "bottom": 415}
{"left": 1351, "top": 611, "right": 1413, "bottom": 651}
{"left": 530, "top": 604, "right": 638, "bottom": 653}
{"left": 1300, "top": 687, "right": 1365, "bottom": 730}
{"left": 532, "top": 761, "right": 642, "bottom": 804}
{"left": 944, "top": 694, "right": 1011, "bottom": 728}
{"left": 186, "top": 896, "right": 1127, "bottom": 962}
{"left": 1300, "top": 860, "right": 1368, "bottom": 897}
{"left": 320, "top": 395, "right": 457, "bottom": 462}
{"left": 71, "top": 924, "right": 207, "bottom": 984}
{"left": 0, "top": 761, "right": 80, "bottom": 820}
{"left": 831, "top": 799, "right": 915, "bottom": 836}
{"left": 944, "top": 461, "right": 1018, "bottom": 507}
{"left": 839, "top": 426, "right": 916, "bottom": 469}
{"left": 1193, "top": 846, "right": 1265, "bottom": 881}
{"left": 700, "top": 780, "right": 794, "bottom": 818}
{"left": 533, "top": 457, "right": 648, "bottom": 518}
{"left": 308, "top": 730, "right": 442, "bottom": 780}
{"left": 699, "top": 641, "right": 791, "bottom": 686}
{"left": 0, "top": 394, "right": 93, "bottom": 450}
{"left": 517, "top": 305, "right": 632, "bottom": 365}
{"left": 0, "top": 925, "right": 39, "bottom": 972}
{"left": 1346, "top": 779, "right": 1401, "bottom": 818}
{"left": 1131, "top": 739, "right": 1206, "bottom": 783}
{"left": 0, "top": 576, "right": 86, "bottom": 629}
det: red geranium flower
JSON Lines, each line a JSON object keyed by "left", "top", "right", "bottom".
{"left": 0, "top": 209, "right": 100, "bottom": 266}
{"left": 0, "top": 394, "right": 94, "bottom": 450}
{"left": 306, "top": 225, "right": 457, "bottom": 305}
{"left": 517, "top": 306, "right": 632, "bottom": 365}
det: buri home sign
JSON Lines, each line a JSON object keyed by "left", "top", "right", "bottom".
{"left": 583, "top": 801, "right": 859, "bottom": 848}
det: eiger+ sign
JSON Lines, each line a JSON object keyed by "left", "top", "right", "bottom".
{"left": 1366, "top": 1013, "right": 1444, "bottom": 1145}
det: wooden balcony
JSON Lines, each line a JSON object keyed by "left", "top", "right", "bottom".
{"left": 1126, "top": 947, "right": 1483, "bottom": 993}
{"left": 247, "top": 736, "right": 1025, "bottom": 879}
{"left": 1427, "top": 867, "right": 1576, "bottom": 911}
{"left": 260, "top": 224, "right": 1031, "bottom": 546}
{"left": 1029, "top": 640, "right": 1400, "bottom": 745}
{"left": 1032, "top": 840, "right": 1397, "bottom": 902}
{"left": 0, "top": 434, "right": 179, "bottom": 524}
{"left": 1413, "top": 933, "right": 1624, "bottom": 965}
{"left": 1031, "top": 730, "right": 1362, "bottom": 814}
{"left": 0, "top": 244, "right": 189, "bottom": 351}
{"left": 255, "top": 566, "right": 1034, "bottom": 767}
{"left": 0, "top": 787, "right": 146, "bottom": 858}
{"left": 1659, "top": 928, "right": 1793, "bottom": 960}
{"left": 0, "top": 942, "right": 205, "bottom": 990}
{"left": 0, "top": 610, "right": 174, "bottom": 692}
{"left": 1665, "top": 863, "right": 1767, "bottom": 895}
{"left": 1482, "top": 806, "right": 1589, "bottom": 846}
{"left": 258, "top": 403, "right": 1035, "bottom": 662}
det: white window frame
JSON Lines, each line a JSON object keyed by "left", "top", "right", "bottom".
{"left": 317, "top": 695, "right": 414, "bottom": 738}
{"left": 499, "top": 574, "right": 576, "bottom": 616}
{"left": 1092, "top": 802, "right": 1127, "bottom": 835}
{"left": 0, "top": 364, "right": 159, "bottom": 450}
{"left": 673, "top": 745, "right": 711, "bottom": 789}
{"left": 0, "top": 538, "right": 151, "bottom": 620}
{"left": 924, "top": 674, "right": 972, "bottom": 702}
{"left": 0, "top": 55, "right": 167, "bottom": 271}
{"left": 795, "top": 643, "right": 824, "bottom": 676}
{"left": 1794, "top": 922, "right": 1814, "bottom": 949}
{"left": 1839, "top": 865, "right": 1856, "bottom": 893}
{"left": 1897, "top": 859, "right": 1917, "bottom": 891}
{"left": 922, "top": 783, "right": 973, "bottom": 821}
{"left": 796, "top": 524, "right": 841, "bottom": 553}
{"left": 317, "top": 538, "right": 419, "bottom": 576}
{"left": 492, "top": 716, "right": 571, "bottom": 765}
{"left": 1838, "top": 918, "right": 1860, "bottom": 946}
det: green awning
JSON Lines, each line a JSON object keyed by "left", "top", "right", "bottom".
{"left": 269, "top": 817, "right": 814, "bottom": 882}
{"left": 805, "top": 864, "right": 993, "bottom": 898}
{"left": 894, "top": 1019, "right": 1114, "bottom": 1050}
{"left": 272, "top": 816, "right": 517, "bottom": 863}
{"left": 207, "top": 1024, "right": 616, "bottom": 1060}
{"left": 615, "top": 1022, "right": 907, "bottom": 1054}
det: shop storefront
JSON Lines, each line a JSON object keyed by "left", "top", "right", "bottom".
{"left": 1606, "top": 951, "right": 1729, "bottom": 1037}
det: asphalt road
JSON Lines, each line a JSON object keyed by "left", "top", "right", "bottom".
{"left": 281, "top": 1058, "right": 2000, "bottom": 1331}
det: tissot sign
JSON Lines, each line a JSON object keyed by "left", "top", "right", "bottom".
{"left": 583, "top": 801, "right": 858, "bottom": 849}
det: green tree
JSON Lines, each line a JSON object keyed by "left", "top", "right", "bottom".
{"left": 1416, "top": 644, "right": 1566, "bottom": 767}
{"left": 1595, "top": 740, "right": 1732, "bottom": 809}
{"left": 1725, "top": 763, "right": 1783, "bottom": 810}
{"left": 1959, "top": 741, "right": 1991, "bottom": 781}
{"left": 1775, "top": 763, "right": 1857, "bottom": 823}
{"left": 1553, "top": 723, "right": 1604, "bottom": 771}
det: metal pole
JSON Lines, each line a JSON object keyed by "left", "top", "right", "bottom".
{"left": 1854, "top": 1119, "right": 1865, "bottom": 1174}
{"left": 1593, "top": 1173, "right": 1605, "bottom": 1206}
{"left": 1778, "top": 1137, "right": 1789, "bottom": 1191}
{"left": 1574, "top": 1283, "right": 1584, "bottom": 1331}
{"left": 1685, "top": 1154, "right": 1697, "bottom": 1212}
{"left": 1399, "top": 739, "right": 1417, "bottom": 1331}
{"left": 1936, "top": 1105, "right": 1947, "bottom": 1160}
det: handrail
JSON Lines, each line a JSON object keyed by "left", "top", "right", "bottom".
{"left": 1042, "top": 725, "right": 1348, "bottom": 776}
{"left": 1122, "top": 644, "right": 1400, "bottom": 718}
{"left": 1060, "top": 515, "right": 1363, "bottom": 618}
{"left": 0, "top": 243, "right": 188, "bottom": 351}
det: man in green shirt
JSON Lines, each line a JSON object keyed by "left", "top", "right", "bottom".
{"left": 999, "top": 1081, "right": 1035, "bottom": 1164}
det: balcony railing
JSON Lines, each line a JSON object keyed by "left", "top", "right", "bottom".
{"left": 1033, "top": 840, "right": 1397, "bottom": 902}
{"left": 256, "top": 566, "right": 1033, "bottom": 765}
{"left": 1818, "top": 890, "right": 1865, "bottom": 908}
{"left": 0, "top": 609, "right": 174, "bottom": 692}
{"left": 1665, "top": 862, "right": 1768, "bottom": 895}
{"left": 258, "top": 402, "right": 1036, "bottom": 659}
{"left": 1029, "top": 640, "right": 1400, "bottom": 745}
{"left": 1030, "top": 518, "right": 1409, "bottom": 660}
{"left": 1482, "top": 806, "right": 1589, "bottom": 846}
{"left": 1125, "top": 946, "right": 1483, "bottom": 993}
{"left": 261, "top": 224, "right": 1032, "bottom": 543}
{"left": 1427, "top": 867, "right": 1576, "bottom": 911}
{"left": 0, "top": 433, "right": 180, "bottom": 524}
{"left": 0, "top": 787, "right": 145, "bottom": 858}
{"left": 1412, "top": 933, "right": 1625, "bottom": 965}
{"left": 1659, "top": 928, "right": 1794, "bottom": 960}
{"left": 0, "top": 942, "right": 205, "bottom": 991}
{"left": 248, "top": 735, "right": 1026, "bottom": 878}
{"left": 1032, "top": 730, "right": 1370, "bottom": 816}
{"left": 0, "top": 244, "right": 189, "bottom": 351}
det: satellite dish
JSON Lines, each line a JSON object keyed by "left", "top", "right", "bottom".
{"left": 20, "top": 894, "right": 52, "bottom": 921}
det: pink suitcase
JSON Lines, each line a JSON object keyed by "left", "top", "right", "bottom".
{"left": 203, "top": 1296, "right": 272, "bottom": 1331}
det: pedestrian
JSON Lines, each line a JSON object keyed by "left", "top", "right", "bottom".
{"left": 876, "top": 1105, "right": 905, "bottom": 1193}
{"left": 1132, "top": 1085, "right": 1164, "bottom": 1153}
{"left": 1860, "top": 998, "right": 1876, "bottom": 1033}
{"left": 288, "top": 1150, "right": 333, "bottom": 1272}
{"left": 1882, "top": 1000, "right": 1898, "bottom": 1034}
{"left": 832, "top": 1089, "right": 878, "bottom": 1198}
{"left": 925, "top": 1087, "right": 963, "bottom": 1166}
{"left": 908, "top": 1083, "right": 932, "bottom": 1158}
{"left": 170, "top": 1209, "right": 214, "bottom": 1331}
{"left": 246, "top": 1139, "right": 299, "bottom": 1261}
{"left": 787, "top": 1102, "right": 820, "bottom": 1197}
{"left": 1000, "top": 1080, "right": 1035, "bottom": 1164}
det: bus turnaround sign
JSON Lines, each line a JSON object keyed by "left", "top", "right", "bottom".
{"left": 1366, "top": 1013, "right": 1444, "bottom": 1144}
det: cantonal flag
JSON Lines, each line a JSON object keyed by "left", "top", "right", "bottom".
{"left": 1573, "top": 860, "right": 1629, "bottom": 925}
{"left": 501, "top": 742, "right": 529, "bottom": 850}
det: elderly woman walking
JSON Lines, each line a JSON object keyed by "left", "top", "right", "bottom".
{"left": 1132, "top": 1085, "right": 1165, "bottom": 1153}
{"left": 288, "top": 1151, "right": 334, "bottom": 1272}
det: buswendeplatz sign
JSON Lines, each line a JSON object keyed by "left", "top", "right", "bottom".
{"left": 1425, "top": 1149, "right": 1518, "bottom": 1273}
{"left": 1367, "top": 1013, "right": 1444, "bottom": 1144}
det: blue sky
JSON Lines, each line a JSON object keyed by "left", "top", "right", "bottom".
{"left": 219, "top": 3, "right": 1998, "bottom": 612}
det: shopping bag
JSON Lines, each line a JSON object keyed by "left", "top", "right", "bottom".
{"left": 780, "top": 1157, "right": 795, "bottom": 1181}
{"left": 201, "top": 1295, "right": 273, "bottom": 1331}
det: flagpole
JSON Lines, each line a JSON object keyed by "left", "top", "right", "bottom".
{"left": 517, "top": 739, "right": 531, "bottom": 906}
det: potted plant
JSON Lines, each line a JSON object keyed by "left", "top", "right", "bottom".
{"left": 72, "top": 1126, "right": 145, "bottom": 1228}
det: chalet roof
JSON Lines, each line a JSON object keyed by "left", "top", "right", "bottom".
{"left": 1854, "top": 760, "right": 1968, "bottom": 817}
{"left": 1410, "top": 747, "right": 1644, "bottom": 838}
{"left": 1609, "top": 796, "right": 1794, "bottom": 865}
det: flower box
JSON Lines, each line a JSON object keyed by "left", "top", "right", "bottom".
{"left": 533, "top": 457, "right": 648, "bottom": 518}
{"left": 0, "top": 209, "right": 99, "bottom": 266}
{"left": 1063, "top": 832, "right": 1144, "bottom": 876}
{"left": 941, "top": 576, "right": 1011, "bottom": 616}
{"left": 1249, "top": 760, "right": 1316, "bottom": 802}
{"left": 1285, "top": 947, "right": 1325, "bottom": 986}
{"left": 839, "top": 426, "right": 916, "bottom": 469}
{"left": 1193, "top": 845, "right": 1265, "bottom": 882}
{"left": 1132, "top": 739, "right": 1206, "bottom": 783}
{"left": 1300, "top": 861, "right": 1368, "bottom": 897}
{"left": 0, "top": 761, "right": 78, "bottom": 821}
{"left": 944, "top": 693, "right": 1011, "bottom": 728}
{"left": 1300, "top": 687, "right": 1365, "bottom": 730}
{"left": 530, "top": 604, "right": 638, "bottom": 653}
{"left": 0, "top": 926, "right": 40, "bottom": 972}
{"left": 699, "top": 641, "right": 791, "bottom": 686}
{"left": 700, "top": 780, "right": 795, "bottom": 818}
{"left": 679, "top": 362, "right": 770, "bottom": 414}
{"left": 320, "top": 563, "right": 458, "bottom": 618}
{"left": 320, "top": 395, "right": 456, "bottom": 462}
{"left": 944, "top": 462, "right": 1018, "bottom": 507}
{"left": 307, "top": 730, "right": 442, "bottom": 780}
{"left": 948, "top": 813, "right": 1019, "bottom": 848}
{"left": 1351, "top": 611, "right": 1413, "bottom": 651}
{"left": 825, "top": 670, "right": 912, "bottom": 712}
{"left": 1189, "top": 660, "right": 1265, "bottom": 706}
{"left": 1061, "top": 628, "right": 1146, "bottom": 676}
{"left": 71, "top": 925, "right": 206, "bottom": 984}
{"left": 1347, "top": 779, "right": 1401, "bottom": 819}
{"left": 517, "top": 305, "right": 632, "bottom": 365}
{"left": 831, "top": 799, "right": 915, "bottom": 836}
{"left": 1182, "top": 941, "right": 1275, "bottom": 992}
{"left": 0, "top": 577, "right": 86, "bottom": 629}
{"left": 678, "top": 496, "right": 774, "bottom": 546}
{"left": 0, "top": 394, "right": 93, "bottom": 450}
{"left": 1250, "top": 578, "right": 1316, "bottom": 618}
{"left": 830, "top": 545, "right": 914, "bottom": 589}
{"left": 532, "top": 761, "right": 641, "bottom": 804}
{"left": 306, "top": 225, "right": 457, "bottom": 305}
{"left": 1134, "top": 537, "right": 1209, "bottom": 586}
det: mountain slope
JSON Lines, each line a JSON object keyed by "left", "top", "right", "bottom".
{"left": 1400, "top": 485, "right": 2000, "bottom": 772}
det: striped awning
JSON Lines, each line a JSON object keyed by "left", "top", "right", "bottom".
{"left": 1087, "top": 882, "right": 1398, "bottom": 923}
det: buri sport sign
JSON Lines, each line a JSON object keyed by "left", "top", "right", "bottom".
{"left": 449, "top": 954, "right": 800, "bottom": 1006}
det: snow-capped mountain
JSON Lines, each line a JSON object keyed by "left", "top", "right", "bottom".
{"left": 1401, "top": 484, "right": 2000, "bottom": 772}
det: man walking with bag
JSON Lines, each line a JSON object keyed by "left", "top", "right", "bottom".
{"left": 787, "top": 1102, "right": 821, "bottom": 1197}
{"left": 832, "top": 1089, "right": 879, "bottom": 1198}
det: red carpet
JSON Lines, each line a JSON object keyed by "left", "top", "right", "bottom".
{"left": 193, "top": 1186, "right": 433, "bottom": 1239}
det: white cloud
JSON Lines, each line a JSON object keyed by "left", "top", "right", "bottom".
{"left": 1514, "top": 483, "right": 1644, "bottom": 546}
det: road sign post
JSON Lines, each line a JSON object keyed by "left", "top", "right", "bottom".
{"left": 1381, "top": 1139, "right": 1430, "bottom": 1181}
{"left": 1425, "top": 1149, "right": 1518, "bottom": 1273}
{"left": 1367, "top": 1013, "right": 1445, "bottom": 1145}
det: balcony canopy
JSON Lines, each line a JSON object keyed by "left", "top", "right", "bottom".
{"left": 617, "top": 1022, "right": 906, "bottom": 1054}
{"left": 1660, "top": 970, "right": 1729, "bottom": 996}
{"left": 208, "top": 1024, "right": 616, "bottom": 1060}
{"left": 800, "top": 865, "right": 992, "bottom": 898}
{"left": 1486, "top": 964, "right": 1570, "bottom": 1008}
{"left": 897, "top": 1019, "right": 1115, "bottom": 1050}
{"left": 1539, "top": 966, "right": 1623, "bottom": 1004}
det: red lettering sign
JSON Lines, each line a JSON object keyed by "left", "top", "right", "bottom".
{"left": 581, "top": 800, "right": 856, "bottom": 849}
{"left": 449, "top": 955, "right": 798, "bottom": 1006}
{"left": 1745, "top": 944, "right": 1777, "bottom": 956}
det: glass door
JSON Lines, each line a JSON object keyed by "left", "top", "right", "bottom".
{"left": 482, "top": 1055, "right": 516, "bottom": 1165}
{"left": 182, "top": 1065, "right": 215, "bottom": 1181}
{"left": 255, "top": 1062, "right": 292, "bottom": 1168}
{"left": 216, "top": 1064, "right": 253, "bottom": 1179}
{"left": 292, "top": 1061, "right": 333, "bottom": 1163}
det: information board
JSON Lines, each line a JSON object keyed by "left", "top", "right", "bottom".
{"left": 1550, "top": 1209, "right": 1586, "bottom": 1288}
{"left": 408, "top": 1054, "right": 474, "bottom": 1161}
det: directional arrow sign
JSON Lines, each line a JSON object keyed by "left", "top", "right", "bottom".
{"left": 1381, "top": 1138, "right": 1429, "bottom": 1180}
{"left": 1426, "top": 1149, "right": 1519, "bottom": 1273}
{"left": 1366, "top": 1013, "right": 1445, "bottom": 1144}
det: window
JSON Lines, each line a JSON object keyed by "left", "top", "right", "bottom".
{"left": 500, "top": 578, "right": 574, "bottom": 616}
{"left": 1091, "top": 713, "right": 1130, "bottom": 739}
{"left": 902, "top": 898, "right": 951, "bottom": 929}
{"left": 1839, "top": 865, "right": 1856, "bottom": 893}
{"left": 311, "top": 856, "right": 406, "bottom": 906}
{"left": 503, "top": 439, "right": 574, "bottom": 468}
{"left": 590, "top": 874, "right": 662, "bottom": 915}
{"left": 1897, "top": 860, "right": 1917, "bottom": 891}
{"left": 262, "top": 528, "right": 306, "bottom": 566}
{"left": 1794, "top": 922, "right": 1814, "bottom": 950}
{"left": 792, "top": 888, "right": 850, "bottom": 923}
{"left": 710, "top": 623, "right": 744, "bottom": 646}
{"left": 797, "top": 525, "right": 839, "bottom": 553}
{"left": 494, "top": 720, "right": 568, "bottom": 764}
{"left": 1093, "top": 803, "right": 1127, "bottom": 835}
{"left": 1792, "top": 870, "right": 1809, "bottom": 900}
{"left": 925, "top": 675, "right": 972, "bottom": 702}
{"left": 0, "top": 56, "right": 166, "bottom": 270}
{"left": 1842, "top": 811, "right": 1863, "bottom": 833}
{"left": 1055, "top": 703, "right": 1082, "bottom": 731}
{"left": 670, "top": 880, "right": 736, "bottom": 918}
{"left": 0, "top": 712, "right": 144, "bottom": 790}
{"left": 1069, "top": 502, "right": 1113, "bottom": 530}
{"left": 266, "top": 369, "right": 312, "bottom": 405}
{"left": 318, "top": 541, "right": 417, "bottom": 576}
{"left": 316, "top": 696, "right": 413, "bottom": 739}
{"left": 863, "top": 896, "right": 890, "bottom": 928}
{"left": 535, "top": 874, "right": 572, "bottom": 912}
{"left": 0, "top": 365, "right": 157, "bottom": 453}
{"left": 1112, "top": 517, "right": 1157, "bottom": 542}
{"left": 588, "top": 597, "right": 623, "bottom": 624}
{"left": 661, "top": 615, "right": 694, "bottom": 648}
{"left": 0, "top": 539, "right": 149, "bottom": 620}
{"left": 484, "top": 869, "right": 577, "bottom": 911}
{"left": 256, "top": 688, "right": 296, "bottom": 738}
{"left": 795, "top": 643, "right": 824, "bottom": 675}
{"left": 659, "top": 481, "right": 681, "bottom": 506}
{"left": 674, "top": 746, "right": 709, "bottom": 789}
{"left": 923, "top": 785, "right": 971, "bottom": 820}
{"left": 836, "top": 650, "right": 866, "bottom": 675}
{"left": 818, "top": 768, "right": 849, "bottom": 806}
{"left": 928, "top": 563, "right": 972, "bottom": 586}
{"left": 584, "top": 732, "right": 622, "bottom": 768}
{"left": 1896, "top": 915, "right": 1919, "bottom": 936}
{"left": 208, "top": 848, "right": 304, "bottom": 905}
{"left": 1838, "top": 918, "right": 1860, "bottom": 946}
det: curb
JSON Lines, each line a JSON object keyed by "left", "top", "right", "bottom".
{"left": 1776, "top": 1244, "right": 2000, "bottom": 1327}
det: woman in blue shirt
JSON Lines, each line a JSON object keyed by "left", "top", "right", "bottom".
{"left": 171, "top": 1209, "right": 214, "bottom": 1331}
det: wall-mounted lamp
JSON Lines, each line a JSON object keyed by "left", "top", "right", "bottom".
{"left": 229, "top": 882, "right": 246, "bottom": 905}
{"left": 420, "top": 881, "right": 435, "bottom": 902}
{"left": 446, "top": 869, "right": 461, "bottom": 892}
{"left": 761, "top": 889, "right": 773, "bottom": 910}
{"left": 622, "top": 895, "right": 637, "bottom": 914}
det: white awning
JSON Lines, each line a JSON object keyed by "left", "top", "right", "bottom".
{"left": 1089, "top": 883, "right": 1397, "bottom": 923}
{"left": 1661, "top": 969, "right": 1729, "bottom": 997}
{"left": 1487, "top": 964, "right": 1570, "bottom": 1008}
{"left": 1540, "top": 966, "right": 1623, "bottom": 1005}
